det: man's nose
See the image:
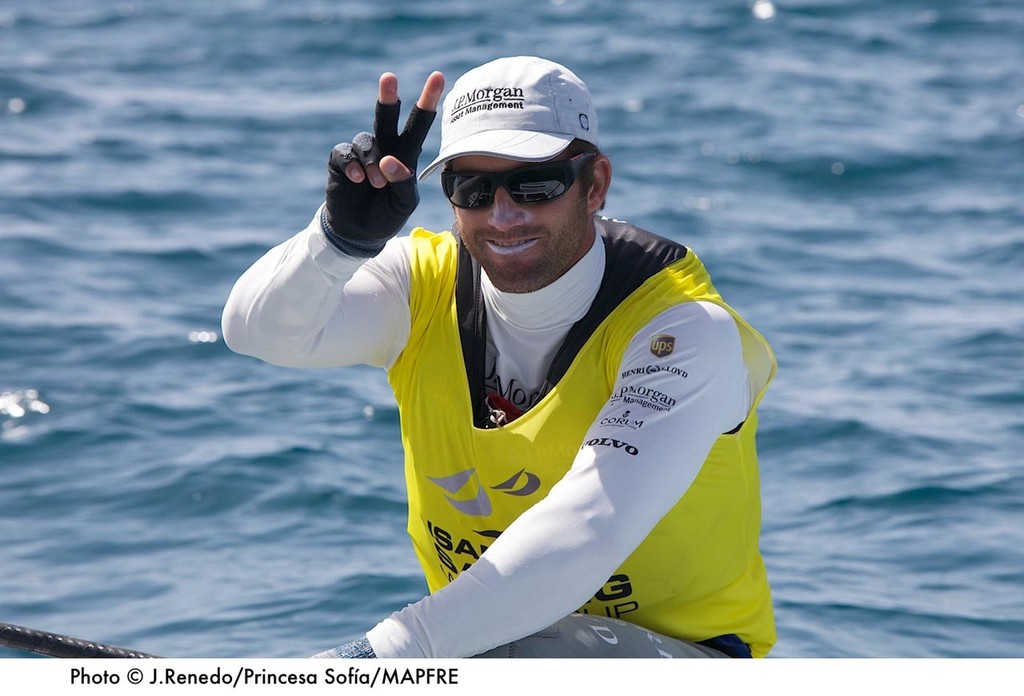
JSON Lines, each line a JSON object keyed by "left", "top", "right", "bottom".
{"left": 488, "top": 187, "right": 531, "bottom": 230}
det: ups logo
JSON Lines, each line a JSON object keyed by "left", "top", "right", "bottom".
{"left": 649, "top": 334, "right": 675, "bottom": 358}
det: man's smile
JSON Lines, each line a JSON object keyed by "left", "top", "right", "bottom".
{"left": 486, "top": 238, "right": 539, "bottom": 255}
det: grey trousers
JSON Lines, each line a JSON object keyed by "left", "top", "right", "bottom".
{"left": 474, "top": 614, "right": 730, "bottom": 658}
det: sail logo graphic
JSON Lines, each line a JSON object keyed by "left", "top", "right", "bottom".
{"left": 427, "top": 468, "right": 542, "bottom": 517}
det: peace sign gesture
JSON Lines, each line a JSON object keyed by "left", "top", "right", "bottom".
{"left": 322, "top": 71, "right": 446, "bottom": 256}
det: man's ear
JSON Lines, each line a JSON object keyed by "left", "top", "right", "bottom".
{"left": 587, "top": 155, "right": 612, "bottom": 213}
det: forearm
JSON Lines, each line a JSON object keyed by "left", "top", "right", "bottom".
{"left": 367, "top": 457, "right": 627, "bottom": 658}
{"left": 221, "top": 210, "right": 411, "bottom": 369}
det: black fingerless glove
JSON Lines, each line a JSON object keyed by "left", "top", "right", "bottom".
{"left": 311, "top": 636, "right": 377, "bottom": 659}
{"left": 322, "top": 100, "right": 436, "bottom": 257}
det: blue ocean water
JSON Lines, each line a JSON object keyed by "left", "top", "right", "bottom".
{"left": 1, "top": 0, "right": 1022, "bottom": 659}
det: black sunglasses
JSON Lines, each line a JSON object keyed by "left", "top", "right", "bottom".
{"left": 441, "top": 152, "right": 597, "bottom": 210}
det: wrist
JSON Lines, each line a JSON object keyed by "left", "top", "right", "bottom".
{"left": 320, "top": 207, "right": 389, "bottom": 258}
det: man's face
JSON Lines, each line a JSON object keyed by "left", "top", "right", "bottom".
{"left": 450, "top": 154, "right": 596, "bottom": 294}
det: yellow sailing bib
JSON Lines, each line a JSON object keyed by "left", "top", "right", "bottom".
{"left": 387, "top": 220, "right": 777, "bottom": 656}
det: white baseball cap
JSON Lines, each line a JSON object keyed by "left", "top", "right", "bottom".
{"left": 418, "top": 56, "right": 599, "bottom": 180}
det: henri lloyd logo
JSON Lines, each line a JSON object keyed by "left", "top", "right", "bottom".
{"left": 449, "top": 86, "right": 526, "bottom": 123}
{"left": 620, "top": 364, "right": 688, "bottom": 380}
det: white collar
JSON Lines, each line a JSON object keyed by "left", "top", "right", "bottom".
{"left": 480, "top": 232, "right": 605, "bottom": 333}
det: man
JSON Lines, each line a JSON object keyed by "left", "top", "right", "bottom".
{"left": 222, "top": 56, "right": 777, "bottom": 659}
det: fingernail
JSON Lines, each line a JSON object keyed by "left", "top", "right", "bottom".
{"left": 383, "top": 159, "right": 399, "bottom": 175}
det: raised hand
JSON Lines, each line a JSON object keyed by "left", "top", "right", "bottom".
{"left": 322, "top": 71, "right": 445, "bottom": 257}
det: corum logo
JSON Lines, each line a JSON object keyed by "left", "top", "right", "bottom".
{"left": 427, "top": 468, "right": 542, "bottom": 517}
{"left": 599, "top": 409, "right": 645, "bottom": 430}
{"left": 650, "top": 334, "right": 675, "bottom": 358}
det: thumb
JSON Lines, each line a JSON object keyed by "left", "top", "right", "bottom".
{"left": 379, "top": 155, "right": 412, "bottom": 183}
{"left": 386, "top": 172, "right": 420, "bottom": 217}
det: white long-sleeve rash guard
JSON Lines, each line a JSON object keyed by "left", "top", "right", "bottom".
{"left": 222, "top": 212, "right": 751, "bottom": 658}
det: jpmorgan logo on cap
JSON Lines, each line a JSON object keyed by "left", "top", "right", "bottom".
{"left": 650, "top": 334, "right": 676, "bottom": 358}
{"left": 419, "top": 56, "right": 599, "bottom": 179}
{"left": 448, "top": 86, "right": 526, "bottom": 124}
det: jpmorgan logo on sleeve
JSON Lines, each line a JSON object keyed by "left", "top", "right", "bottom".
{"left": 609, "top": 385, "right": 676, "bottom": 412}
{"left": 650, "top": 334, "right": 675, "bottom": 358}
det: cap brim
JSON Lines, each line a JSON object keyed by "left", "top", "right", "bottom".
{"left": 418, "top": 130, "right": 575, "bottom": 180}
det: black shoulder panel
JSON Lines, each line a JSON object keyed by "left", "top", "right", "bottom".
{"left": 543, "top": 218, "right": 688, "bottom": 388}
{"left": 455, "top": 240, "right": 491, "bottom": 426}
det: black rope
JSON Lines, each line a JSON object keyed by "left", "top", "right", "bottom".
{"left": 0, "top": 623, "right": 159, "bottom": 658}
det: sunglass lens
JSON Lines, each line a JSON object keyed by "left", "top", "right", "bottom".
{"left": 508, "top": 170, "right": 567, "bottom": 203}
{"left": 442, "top": 155, "right": 589, "bottom": 209}
{"left": 446, "top": 174, "right": 494, "bottom": 209}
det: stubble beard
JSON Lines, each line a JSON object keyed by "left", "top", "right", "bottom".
{"left": 454, "top": 199, "right": 593, "bottom": 294}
